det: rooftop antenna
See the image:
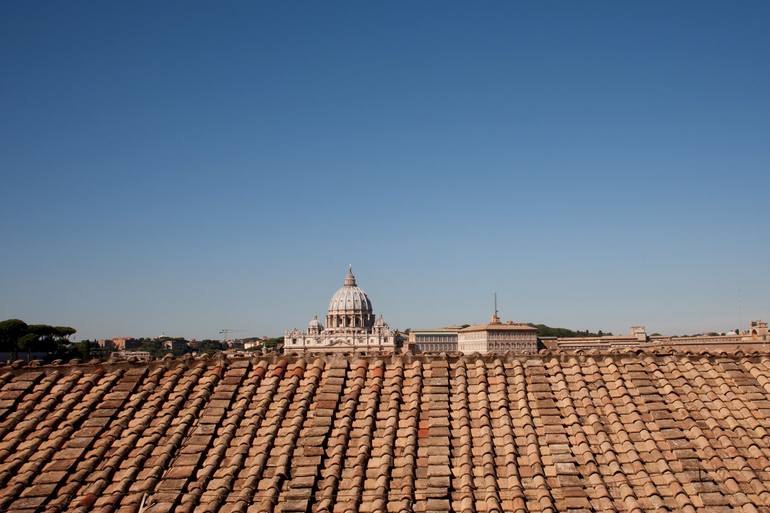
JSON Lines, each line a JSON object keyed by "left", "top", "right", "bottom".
{"left": 492, "top": 292, "right": 501, "bottom": 323}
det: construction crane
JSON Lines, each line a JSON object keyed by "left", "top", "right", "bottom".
{"left": 219, "top": 329, "right": 245, "bottom": 342}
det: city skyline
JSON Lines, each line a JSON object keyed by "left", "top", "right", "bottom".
{"left": 2, "top": 2, "right": 769, "bottom": 340}
{"left": 8, "top": 263, "right": 766, "bottom": 342}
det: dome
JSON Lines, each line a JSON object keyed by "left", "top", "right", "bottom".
{"left": 327, "top": 266, "right": 373, "bottom": 315}
{"left": 308, "top": 315, "right": 324, "bottom": 330}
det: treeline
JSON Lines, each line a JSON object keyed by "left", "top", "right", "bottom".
{"left": 257, "top": 337, "right": 283, "bottom": 349}
{"left": 0, "top": 319, "right": 84, "bottom": 360}
{"left": 529, "top": 323, "right": 612, "bottom": 338}
{"left": 120, "top": 337, "right": 224, "bottom": 358}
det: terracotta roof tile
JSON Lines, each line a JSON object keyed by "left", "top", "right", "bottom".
{"left": 0, "top": 353, "right": 769, "bottom": 511}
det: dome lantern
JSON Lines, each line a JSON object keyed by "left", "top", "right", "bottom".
{"left": 344, "top": 265, "right": 357, "bottom": 286}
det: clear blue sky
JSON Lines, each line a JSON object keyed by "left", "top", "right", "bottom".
{"left": 2, "top": 2, "right": 769, "bottom": 340}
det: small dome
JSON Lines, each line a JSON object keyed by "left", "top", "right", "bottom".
{"left": 308, "top": 315, "right": 324, "bottom": 330}
{"left": 328, "top": 266, "right": 373, "bottom": 315}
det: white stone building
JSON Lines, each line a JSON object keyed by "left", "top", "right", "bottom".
{"left": 457, "top": 311, "right": 538, "bottom": 354}
{"left": 284, "top": 267, "right": 396, "bottom": 353}
{"left": 407, "top": 327, "right": 462, "bottom": 353}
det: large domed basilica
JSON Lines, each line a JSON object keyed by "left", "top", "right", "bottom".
{"left": 284, "top": 267, "right": 396, "bottom": 353}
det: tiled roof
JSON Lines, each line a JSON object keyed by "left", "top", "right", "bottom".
{"left": 1, "top": 351, "right": 770, "bottom": 512}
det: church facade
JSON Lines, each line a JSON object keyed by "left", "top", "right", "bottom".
{"left": 284, "top": 267, "right": 396, "bottom": 353}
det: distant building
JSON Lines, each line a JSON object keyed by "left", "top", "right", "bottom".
{"left": 227, "top": 340, "right": 245, "bottom": 350}
{"left": 542, "top": 320, "right": 770, "bottom": 352}
{"left": 407, "top": 327, "right": 462, "bottom": 353}
{"left": 457, "top": 311, "right": 538, "bottom": 354}
{"left": 111, "top": 338, "right": 140, "bottom": 351}
{"left": 113, "top": 350, "right": 151, "bottom": 362}
{"left": 750, "top": 320, "right": 769, "bottom": 338}
{"left": 97, "top": 339, "right": 115, "bottom": 350}
{"left": 162, "top": 339, "right": 188, "bottom": 352}
{"left": 543, "top": 326, "right": 649, "bottom": 351}
{"left": 244, "top": 340, "right": 262, "bottom": 350}
{"left": 285, "top": 267, "right": 396, "bottom": 353}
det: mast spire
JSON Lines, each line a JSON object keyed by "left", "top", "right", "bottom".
{"left": 490, "top": 292, "right": 501, "bottom": 324}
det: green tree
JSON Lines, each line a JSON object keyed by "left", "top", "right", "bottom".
{"left": 529, "top": 323, "right": 612, "bottom": 338}
{"left": 28, "top": 324, "right": 65, "bottom": 355}
{"left": 139, "top": 339, "right": 164, "bottom": 358}
{"left": 261, "top": 337, "right": 284, "bottom": 349}
{"left": 17, "top": 333, "right": 38, "bottom": 360}
{"left": 197, "top": 340, "right": 224, "bottom": 354}
{"left": 28, "top": 324, "right": 56, "bottom": 337}
{"left": 0, "top": 319, "right": 29, "bottom": 358}
{"left": 0, "top": 320, "right": 78, "bottom": 361}
{"left": 75, "top": 341, "right": 91, "bottom": 360}
{"left": 55, "top": 326, "right": 76, "bottom": 339}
